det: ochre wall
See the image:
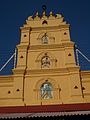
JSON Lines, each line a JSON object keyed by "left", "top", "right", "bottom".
{"left": 0, "top": 11, "right": 90, "bottom": 106}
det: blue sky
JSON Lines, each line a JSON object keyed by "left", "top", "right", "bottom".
{"left": 0, "top": 0, "right": 90, "bottom": 75}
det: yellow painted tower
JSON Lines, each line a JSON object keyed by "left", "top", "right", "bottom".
{"left": 0, "top": 10, "right": 90, "bottom": 106}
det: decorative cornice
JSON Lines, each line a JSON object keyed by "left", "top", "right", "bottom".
{"left": 67, "top": 66, "right": 80, "bottom": 73}
{"left": 26, "top": 68, "right": 68, "bottom": 74}
{"left": 29, "top": 42, "right": 74, "bottom": 51}
{"left": 31, "top": 24, "right": 69, "bottom": 31}
{"left": 21, "top": 24, "right": 69, "bottom": 32}
{"left": 0, "top": 75, "right": 13, "bottom": 79}
{"left": 17, "top": 44, "right": 28, "bottom": 50}
{"left": 0, "top": 75, "right": 13, "bottom": 83}
{"left": 20, "top": 26, "right": 32, "bottom": 31}
{"left": 12, "top": 69, "right": 25, "bottom": 75}
{"left": 16, "top": 42, "right": 74, "bottom": 51}
{"left": 25, "top": 67, "right": 80, "bottom": 76}
{"left": 29, "top": 44, "right": 64, "bottom": 51}
{"left": 62, "top": 41, "right": 75, "bottom": 48}
{"left": 81, "top": 71, "right": 90, "bottom": 75}
{"left": 80, "top": 70, "right": 90, "bottom": 79}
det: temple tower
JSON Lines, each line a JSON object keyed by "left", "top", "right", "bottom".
{"left": 0, "top": 9, "right": 90, "bottom": 107}
{"left": 13, "top": 10, "right": 84, "bottom": 106}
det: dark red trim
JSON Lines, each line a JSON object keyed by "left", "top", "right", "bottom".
{"left": 0, "top": 103, "right": 90, "bottom": 113}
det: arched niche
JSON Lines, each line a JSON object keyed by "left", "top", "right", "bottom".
{"left": 35, "top": 52, "right": 57, "bottom": 69}
{"left": 37, "top": 32, "right": 55, "bottom": 44}
{"left": 34, "top": 78, "right": 59, "bottom": 100}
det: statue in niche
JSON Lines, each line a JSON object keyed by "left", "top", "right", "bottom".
{"left": 42, "top": 33, "right": 48, "bottom": 44}
{"left": 41, "top": 54, "right": 50, "bottom": 68}
{"left": 40, "top": 81, "right": 52, "bottom": 99}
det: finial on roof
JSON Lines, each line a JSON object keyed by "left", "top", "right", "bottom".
{"left": 50, "top": 11, "right": 53, "bottom": 16}
{"left": 56, "top": 14, "right": 62, "bottom": 18}
{"left": 42, "top": 5, "right": 47, "bottom": 19}
{"left": 28, "top": 16, "right": 33, "bottom": 20}
{"left": 42, "top": 11, "right": 46, "bottom": 16}
{"left": 36, "top": 12, "right": 39, "bottom": 16}
{"left": 42, "top": 5, "right": 46, "bottom": 12}
{"left": 49, "top": 11, "right": 55, "bottom": 19}
{"left": 42, "top": 5, "right": 46, "bottom": 17}
{"left": 34, "top": 12, "right": 40, "bottom": 20}
{"left": 42, "top": 5, "right": 46, "bottom": 16}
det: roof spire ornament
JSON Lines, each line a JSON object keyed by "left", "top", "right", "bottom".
{"left": 42, "top": 5, "right": 47, "bottom": 19}
{"left": 49, "top": 11, "right": 55, "bottom": 19}
{"left": 34, "top": 11, "right": 40, "bottom": 20}
{"left": 50, "top": 11, "right": 53, "bottom": 16}
{"left": 56, "top": 14, "right": 62, "bottom": 18}
{"left": 36, "top": 12, "right": 39, "bottom": 16}
{"left": 42, "top": 5, "right": 46, "bottom": 12}
{"left": 28, "top": 16, "right": 33, "bottom": 20}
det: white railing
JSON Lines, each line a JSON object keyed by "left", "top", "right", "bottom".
{"left": 0, "top": 48, "right": 17, "bottom": 72}
{"left": 75, "top": 45, "right": 90, "bottom": 66}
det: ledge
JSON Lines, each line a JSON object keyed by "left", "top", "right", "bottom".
{"left": 0, "top": 103, "right": 90, "bottom": 113}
